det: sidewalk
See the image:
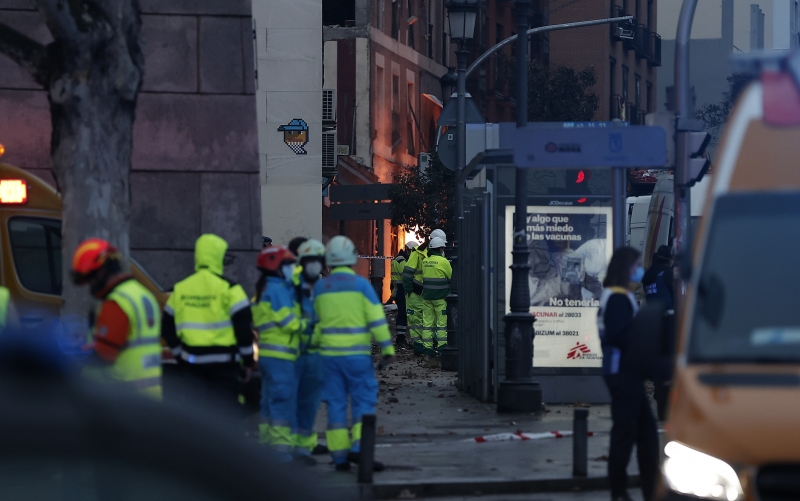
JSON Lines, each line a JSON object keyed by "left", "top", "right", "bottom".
{"left": 307, "top": 348, "right": 642, "bottom": 499}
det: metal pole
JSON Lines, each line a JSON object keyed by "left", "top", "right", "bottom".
{"left": 497, "top": 0, "right": 541, "bottom": 414}
{"left": 612, "top": 167, "right": 627, "bottom": 249}
{"left": 357, "top": 414, "right": 377, "bottom": 484}
{"left": 673, "top": 0, "right": 699, "bottom": 313}
{"left": 441, "top": 46, "right": 468, "bottom": 372}
{"left": 465, "top": 16, "right": 633, "bottom": 80}
{"left": 572, "top": 408, "right": 588, "bottom": 477}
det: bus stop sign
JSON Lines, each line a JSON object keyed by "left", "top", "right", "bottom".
{"left": 512, "top": 125, "right": 667, "bottom": 168}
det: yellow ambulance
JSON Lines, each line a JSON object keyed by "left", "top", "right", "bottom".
{"left": 659, "top": 56, "right": 800, "bottom": 500}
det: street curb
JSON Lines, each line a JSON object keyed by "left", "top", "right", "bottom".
{"left": 332, "top": 475, "right": 642, "bottom": 499}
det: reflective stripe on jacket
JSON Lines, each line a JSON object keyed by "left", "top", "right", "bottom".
{"left": 0, "top": 286, "right": 8, "bottom": 329}
{"left": 252, "top": 277, "right": 304, "bottom": 361}
{"left": 402, "top": 248, "right": 427, "bottom": 292}
{"left": 313, "top": 267, "right": 395, "bottom": 357}
{"left": 103, "top": 279, "right": 162, "bottom": 397}
{"left": 422, "top": 254, "right": 452, "bottom": 300}
{"left": 165, "top": 234, "right": 250, "bottom": 362}
{"left": 391, "top": 256, "right": 405, "bottom": 298}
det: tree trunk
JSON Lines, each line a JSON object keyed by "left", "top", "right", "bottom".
{"left": 44, "top": 3, "right": 144, "bottom": 318}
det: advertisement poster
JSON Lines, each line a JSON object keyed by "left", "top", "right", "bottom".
{"left": 505, "top": 206, "right": 613, "bottom": 368}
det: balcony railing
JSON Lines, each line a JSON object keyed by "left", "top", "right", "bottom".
{"left": 636, "top": 24, "right": 650, "bottom": 59}
{"left": 650, "top": 32, "right": 662, "bottom": 66}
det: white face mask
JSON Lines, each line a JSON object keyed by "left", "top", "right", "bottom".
{"left": 281, "top": 264, "right": 296, "bottom": 282}
{"left": 303, "top": 261, "right": 323, "bottom": 278}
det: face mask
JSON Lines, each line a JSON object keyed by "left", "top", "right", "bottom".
{"left": 631, "top": 266, "right": 645, "bottom": 283}
{"left": 281, "top": 264, "right": 296, "bottom": 282}
{"left": 303, "top": 261, "right": 323, "bottom": 279}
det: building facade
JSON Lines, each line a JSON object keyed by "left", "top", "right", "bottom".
{"left": 549, "top": 0, "right": 661, "bottom": 122}
{"left": 0, "top": 0, "right": 262, "bottom": 292}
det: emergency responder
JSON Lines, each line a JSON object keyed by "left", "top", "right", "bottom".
{"left": 598, "top": 247, "right": 658, "bottom": 501}
{"left": 251, "top": 246, "right": 305, "bottom": 463}
{"left": 403, "top": 229, "right": 446, "bottom": 355}
{"left": 421, "top": 237, "right": 451, "bottom": 358}
{"left": 642, "top": 244, "right": 675, "bottom": 421}
{"left": 391, "top": 241, "right": 418, "bottom": 347}
{"left": 0, "top": 285, "right": 19, "bottom": 333}
{"left": 72, "top": 238, "right": 162, "bottom": 399}
{"left": 161, "top": 234, "right": 254, "bottom": 412}
{"left": 293, "top": 239, "right": 327, "bottom": 461}
{"left": 314, "top": 236, "right": 395, "bottom": 472}
{"left": 263, "top": 236, "right": 273, "bottom": 249}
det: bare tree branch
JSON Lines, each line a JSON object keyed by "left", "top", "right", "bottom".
{"left": 0, "top": 22, "right": 47, "bottom": 84}
{"left": 29, "top": 0, "right": 80, "bottom": 41}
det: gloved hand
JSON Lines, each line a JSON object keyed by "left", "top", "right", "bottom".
{"left": 377, "top": 355, "right": 396, "bottom": 371}
{"left": 412, "top": 283, "right": 423, "bottom": 296}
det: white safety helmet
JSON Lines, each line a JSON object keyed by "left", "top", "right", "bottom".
{"left": 326, "top": 236, "right": 358, "bottom": 266}
{"left": 429, "top": 237, "right": 446, "bottom": 249}
{"left": 405, "top": 240, "right": 419, "bottom": 250}
{"left": 430, "top": 229, "right": 447, "bottom": 243}
{"left": 298, "top": 239, "right": 326, "bottom": 259}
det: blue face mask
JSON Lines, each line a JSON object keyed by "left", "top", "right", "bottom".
{"left": 631, "top": 265, "right": 645, "bottom": 283}
{"left": 281, "top": 264, "right": 296, "bottom": 283}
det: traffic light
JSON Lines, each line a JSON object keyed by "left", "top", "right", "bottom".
{"left": 566, "top": 169, "right": 592, "bottom": 204}
{"left": 677, "top": 131, "right": 711, "bottom": 187}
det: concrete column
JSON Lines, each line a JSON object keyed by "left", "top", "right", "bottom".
{"left": 252, "top": 0, "right": 323, "bottom": 244}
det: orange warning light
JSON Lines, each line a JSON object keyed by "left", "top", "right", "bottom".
{"left": 0, "top": 144, "right": 5, "bottom": 157}
{"left": 0, "top": 179, "right": 28, "bottom": 204}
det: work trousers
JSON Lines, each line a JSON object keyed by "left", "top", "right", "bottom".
{"left": 293, "top": 352, "right": 324, "bottom": 455}
{"left": 395, "top": 286, "right": 408, "bottom": 341}
{"left": 171, "top": 362, "right": 240, "bottom": 420}
{"left": 604, "top": 373, "right": 660, "bottom": 501}
{"left": 406, "top": 293, "right": 424, "bottom": 352}
{"left": 421, "top": 298, "right": 447, "bottom": 354}
{"left": 322, "top": 355, "right": 378, "bottom": 464}
{"left": 259, "top": 356, "right": 298, "bottom": 460}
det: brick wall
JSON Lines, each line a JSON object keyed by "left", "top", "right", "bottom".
{"left": 0, "top": 0, "right": 261, "bottom": 294}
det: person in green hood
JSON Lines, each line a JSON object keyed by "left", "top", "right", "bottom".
{"left": 162, "top": 234, "right": 255, "bottom": 414}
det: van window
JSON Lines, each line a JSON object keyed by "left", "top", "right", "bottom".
{"left": 688, "top": 193, "right": 800, "bottom": 363}
{"left": 8, "top": 218, "right": 62, "bottom": 295}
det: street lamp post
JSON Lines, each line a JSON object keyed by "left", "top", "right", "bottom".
{"left": 441, "top": 0, "right": 479, "bottom": 372}
{"left": 496, "top": 0, "right": 541, "bottom": 413}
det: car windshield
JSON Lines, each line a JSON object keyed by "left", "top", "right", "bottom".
{"left": 688, "top": 193, "right": 800, "bottom": 364}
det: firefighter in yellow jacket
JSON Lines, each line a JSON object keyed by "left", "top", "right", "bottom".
{"left": 403, "top": 229, "right": 446, "bottom": 355}
{"left": 422, "top": 236, "right": 452, "bottom": 357}
{"left": 314, "top": 236, "right": 395, "bottom": 472}
{"left": 72, "top": 238, "right": 162, "bottom": 399}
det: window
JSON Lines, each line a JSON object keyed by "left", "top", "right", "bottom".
{"left": 647, "top": 0, "right": 653, "bottom": 28}
{"left": 407, "top": 0, "right": 415, "bottom": 48}
{"left": 392, "top": 74, "right": 401, "bottom": 152}
{"left": 9, "top": 217, "right": 62, "bottom": 295}
{"left": 622, "top": 65, "right": 629, "bottom": 104}
{"left": 646, "top": 81, "right": 653, "bottom": 112}
{"left": 496, "top": 23, "right": 504, "bottom": 44}
{"left": 688, "top": 193, "right": 800, "bottom": 364}
{"left": 377, "top": 0, "right": 385, "bottom": 31}
{"left": 391, "top": 0, "right": 400, "bottom": 40}
{"left": 407, "top": 80, "right": 416, "bottom": 155}
{"left": 635, "top": 73, "right": 641, "bottom": 108}
{"left": 377, "top": 65, "right": 385, "bottom": 142}
{"left": 441, "top": 31, "right": 448, "bottom": 66}
{"left": 428, "top": 23, "right": 433, "bottom": 58}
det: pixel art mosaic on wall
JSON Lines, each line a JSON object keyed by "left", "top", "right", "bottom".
{"left": 278, "top": 119, "right": 309, "bottom": 154}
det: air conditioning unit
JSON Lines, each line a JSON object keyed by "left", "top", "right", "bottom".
{"left": 322, "top": 131, "right": 338, "bottom": 178}
{"left": 322, "top": 89, "right": 336, "bottom": 122}
{"left": 419, "top": 152, "right": 430, "bottom": 174}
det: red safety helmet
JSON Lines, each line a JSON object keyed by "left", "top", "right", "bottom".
{"left": 71, "top": 238, "right": 119, "bottom": 284}
{"left": 256, "top": 246, "right": 295, "bottom": 272}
